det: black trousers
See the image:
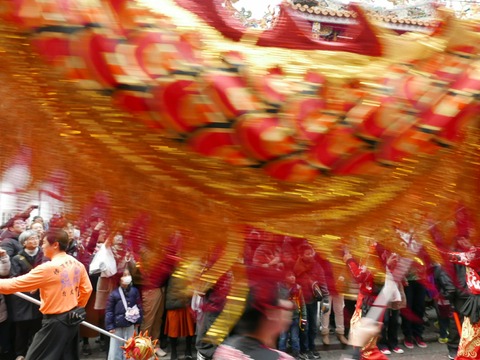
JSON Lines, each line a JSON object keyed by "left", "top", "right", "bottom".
{"left": 15, "top": 319, "right": 42, "bottom": 357}
{"left": 26, "top": 313, "right": 80, "bottom": 360}
{"left": 195, "top": 311, "right": 221, "bottom": 359}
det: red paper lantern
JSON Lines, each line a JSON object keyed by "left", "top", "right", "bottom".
{"left": 187, "top": 128, "right": 253, "bottom": 166}
{"left": 263, "top": 155, "right": 319, "bottom": 182}
{"left": 112, "top": 86, "right": 163, "bottom": 130}
{"left": 235, "top": 113, "right": 297, "bottom": 161}
{"left": 256, "top": 66, "right": 289, "bottom": 108}
{"left": 331, "top": 151, "right": 383, "bottom": 175}
{"left": 149, "top": 79, "right": 225, "bottom": 133}
{"left": 31, "top": 29, "right": 73, "bottom": 65}
{"left": 345, "top": 94, "right": 399, "bottom": 141}
{"left": 418, "top": 92, "right": 475, "bottom": 134}
{"left": 306, "top": 126, "right": 364, "bottom": 170}
{"left": 377, "top": 124, "right": 436, "bottom": 165}
{"left": 127, "top": 28, "right": 202, "bottom": 79}
{"left": 1, "top": 0, "right": 64, "bottom": 29}
{"left": 67, "top": 26, "right": 122, "bottom": 88}
{"left": 289, "top": 98, "right": 333, "bottom": 143}
{"left": 203, "top": 59, "right": 261, "bottom": 118}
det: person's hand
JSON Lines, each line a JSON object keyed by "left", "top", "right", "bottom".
{"left": 94, "top": 220, "right": 105, "bottom": 231}
{"left": 343, "top": 251, "right": 352, "bottom": 263}
{"left": 300, "top": 318, "right": 307, "bottom": 330}
{"left": 321, "top": 299, "right": 330, "bottom": 314}
{"left": 0, "top": 248, "right": 6, "bottom": 258}
{"left": 109, "top": 329, "right": 116, "bottom": 334}
{"left": 312, "top": 282, "right": 323, "bottom": 301}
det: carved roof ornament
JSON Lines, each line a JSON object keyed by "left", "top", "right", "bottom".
{"left": 224, "top": 0, "right": 480, "bottom": 31}
{"left": 223, "top": 0, "right": 282, "bottom": 29}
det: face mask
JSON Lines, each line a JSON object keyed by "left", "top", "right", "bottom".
{"left": 121, "top": 276, "right": 132, "bottom": 286}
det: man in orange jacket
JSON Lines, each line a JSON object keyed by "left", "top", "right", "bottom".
{"left": 0, "top": 228, "right": 92, "bottom": 360}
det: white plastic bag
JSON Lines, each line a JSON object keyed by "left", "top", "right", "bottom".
{"left": 191, "top": 291, "right": 204, "bottom": 319}
{"left": 89, "top": 243, "right": 117, "bottom": 277}
{"left": 125, "top": 305, "right": 141, "bottom": 323}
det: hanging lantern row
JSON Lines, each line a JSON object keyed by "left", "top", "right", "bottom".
{"left": 3, "top": 0, "right": 480, "bottom": 182}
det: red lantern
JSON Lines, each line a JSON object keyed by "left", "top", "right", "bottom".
{"left": 112, "top": 86, "right": 163, "bottom": 130}
{"left": 31, "top": 29, "right": 73, "bottom": 65}
{"left": 401, "top": 74, "right": 447, "bottom": 113}
{"left": 286, "top": 71, "right": 330, "bottom": 143}
{"left": 377, "top": 124, "right": 437, "bottom": 165}
{"left": 418, "top": 92, "right": 475, "bottom": 134}
{"left": 435, "top": 104, "right": 478, "bottom": 146}
{"left": 67, "top": 26, "right": 122, "bottom": 88}
{"left": 345, "top": 93, "right": 400, "bottom": 141}
{"left": 235, "top": 113, "right": 297, "bottom": 161}
{"left": 202, "top": 56, "right": 261, "bottom": 118}
{"left": 331, "top": 151, "right": 383, "bottom": 175}
{"left": 1, "top": 0, "right": 66, "bottom": 29}
{"left": 306, "top": 126, "right": 364, "bottom": 170}
{"left": 126, "top": 28, "right": 202, "bottom": 79}
{"left": 263, "top": 155, "right": 319, "bottom": 182}
{"left": 187, "top": 128, "right": 253, "bottom": 166}
{"left": 431, "top": 51, "right": 473, "bottom": 84}
{"left": 289, "top": 99, "right": 335, "bottom": 143}
{"left": 149, "top": 79, "right": 225, "bottom": 133}
{"left": 256, "top": 66, "right": 290, "bottom": 108}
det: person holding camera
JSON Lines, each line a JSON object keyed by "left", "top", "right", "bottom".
{"left": 0, "top": 228, "right": 92, "bottom": 360}
{"left": 294, "top": 244, "right": 330, "bottom": 360}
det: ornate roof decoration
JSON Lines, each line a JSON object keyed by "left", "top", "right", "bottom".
{"left": 223, "top": 0, "right": 281, "bottom": 29}
{"left": 289, "top": 0, "right": 440, "bottom": 29}
{"left": 225, "top": 0, "right": 480, "bottom": 32}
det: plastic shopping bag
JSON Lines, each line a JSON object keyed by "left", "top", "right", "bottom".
{"left": 89, "top": 243, "right": 117, "bottom": 277}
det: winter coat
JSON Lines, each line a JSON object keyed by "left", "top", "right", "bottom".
{"left": 165, "top": 274, "right": 192, "bottom": 310}
{"left": 105, "top": 285, "right": 143, "bottom": 331}
{"left": 0, "top": 229, "right": 22, "bottom": 258}
{"left": 294, "top": 257, "right": 329, "bottom": 304}
{"left": 0, "top": 253, "right": 10, "bottom": 323}
{"left": 9, "top": 248, "right": 44, "bottom": 322}
{"left": 431, "top": 264, "right": 469, "bottom": 301}
{"left": 280, "top": 283, "right": 307, "bottom": 321}
{"left": 0, "top": 253, "right": 10, "bottom": 276}
{"left": 201, "top": 271, "right": 232, "bottom": 314}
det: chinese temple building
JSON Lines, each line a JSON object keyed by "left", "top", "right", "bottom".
{"left": 225, "top": 0, "right": 480, "bottom": 39}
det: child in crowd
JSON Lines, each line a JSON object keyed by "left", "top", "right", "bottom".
{"left": 105, "top": 269, "right": 143, "bottom": 360}
{"left": 278, "top": 270, "right": 307, "bottom": 359}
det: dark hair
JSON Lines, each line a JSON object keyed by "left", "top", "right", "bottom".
{"left": 1, "top": 215, "right": 26, "bottom": 230}
{"left": 43, "top": 228, "right": 70, "bottom": 251}
{"left": 231, "top": 267, "right": 288, "bottom": 335}
{"left": 49, "top": 214, "right": 67, "bottom": 229}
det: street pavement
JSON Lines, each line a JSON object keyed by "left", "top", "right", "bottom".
{"left": 81, "top": 307, "right": 453, "bottom": 360}
{"left": 81, "top": 336, "right": 451, "bottom": 360}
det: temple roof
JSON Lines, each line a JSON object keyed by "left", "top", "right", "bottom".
{"left": 289, "top": 0, "right": 439, "bottom": 30}
{"left": 226, "top": 0, "right": 480, "bottom": 32}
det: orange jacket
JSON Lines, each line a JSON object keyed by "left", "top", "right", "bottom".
{"left": 0, "top": 252, "right": 92, "bottom": 314}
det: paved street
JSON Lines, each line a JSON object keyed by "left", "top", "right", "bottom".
{"left": 81, "top": 337, "right": 451, "bottom": 360}
{"left": 81, "top": 308, "right": 453, "bottom": 360}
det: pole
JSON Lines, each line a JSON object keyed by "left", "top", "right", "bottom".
{"left": 13, "top": 292, "right": 127, "bottom": 343}
{"left": 453, "top": 310, "right": 462, "bottom": 337}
